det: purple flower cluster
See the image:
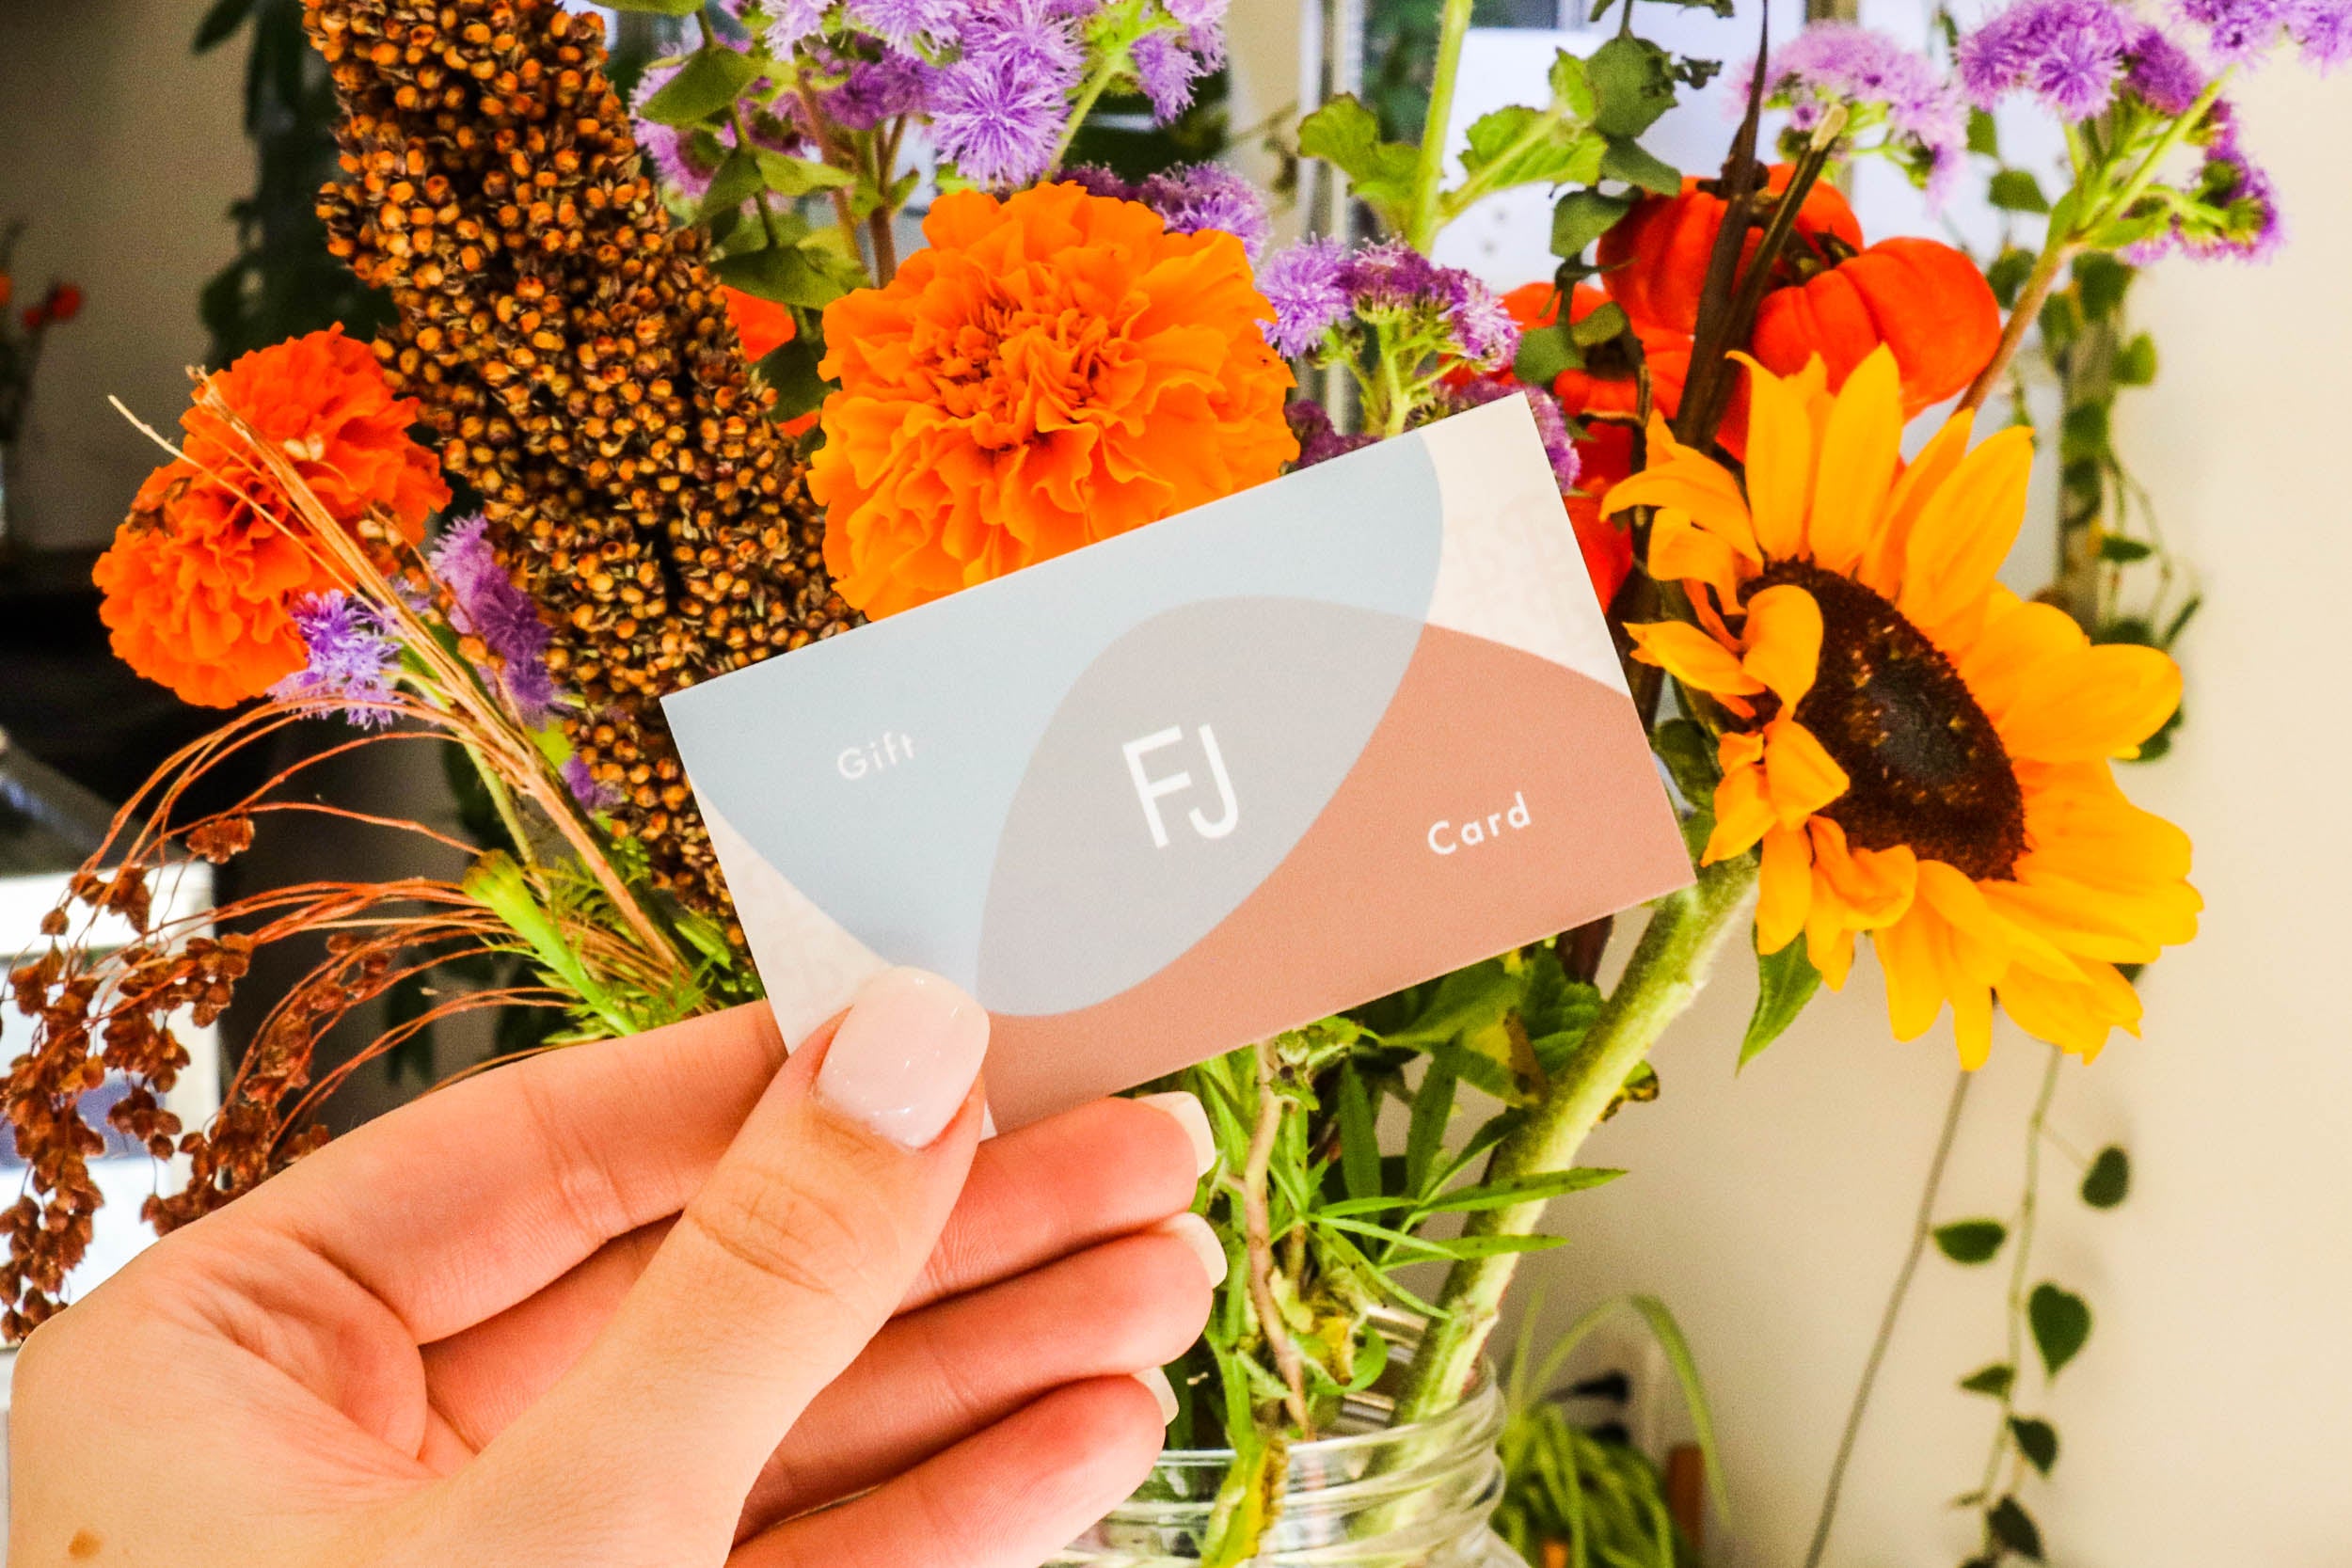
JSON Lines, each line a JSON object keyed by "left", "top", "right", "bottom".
{"left": 562, "top": 755, "right": 625, "bottom": 814}
{"left": 1760, "top": 24, "right": 1969, "bottom": 204}
{"left": 1446, "top": 377, "right": 1581, "bottom": 495}
{"left": 1286, "top": 399, "right": 1377, "bottom": 469}
{"left": 1256, "top": 239, "right": 1518, "bottom": 368}
{"left": 1959, "top": 0, "right": 2224, "bottom": 119}
{"left": 272, "top": 592, "right": 401, "bottom": 727}
{"left": 823, "top": 47, "right": 936, "bottom": 131}
{"left": 430, "top": 516, "right": 563, "bottom": 727}
{"left": 2177, "top": 0, "right": 2352, "bottom": 68}
{"left": 1064, "top": 161, "right": 1271, "bottom": 257}
{"left": 632, "top": 63, "right": 808, "bottom": 201}
{"left": 930, "top": 1, "right": 1086, "bottom": 187}
{"left": 739, "top": 0, "right": 829, "bottom": 55}
{"left": 2126, "top": 101, "right": 2285, "bottom": 261}
{"left": 847, "top": 0, "right": 960, "bottom": 47}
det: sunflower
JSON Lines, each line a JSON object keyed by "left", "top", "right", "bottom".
{"left": 1609, "top": 347, "right": 2199, "bottom": 1065}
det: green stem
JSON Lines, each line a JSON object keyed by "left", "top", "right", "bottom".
{"left": 1801, "top": 1067, "right": 1976, "bottom": 1568}
{"left": 1046, "top": 54, "right": 1124, "bottom": 178}
{"left": 1395, "top": 854, "right": 1758, "bottom": 1423}
{"left": 1405, "top": 0, "right": 1476, "bottom": 252}
{"left": 1976, "top": 1046, "right": 2063, "bottom": 1542}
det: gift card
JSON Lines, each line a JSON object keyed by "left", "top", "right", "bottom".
{"left": 662, "top": 397, "right": 1692, "bottom": 1128}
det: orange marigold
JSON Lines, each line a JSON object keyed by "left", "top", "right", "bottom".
{"left": 810, "top": 182, "right": 1298, "bottom": 617}
{"left": 94, "top": 326, "right": 448, "bottom": 707}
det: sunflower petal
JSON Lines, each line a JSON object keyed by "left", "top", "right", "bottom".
{"left": 1740, "top": 583, "right": 1823, "bottom": 708}
{"left": 1874, "top": 905, "right": 1951, "bottom": 1042}
{"left": 1736, "top": 354, "right": 1819, "bottom": 561}
{"left": 1996, "top": 643, "right": 2184, "bottom": 763}
{"left": 1809, "top": 816, "right": 1917, "bottom": 928}
{"left": 1762, "top": 717, "right": 1850, "bottom": 827}
{"left": 1954, "top": 591, "right": 2087, "bottom": 726}
{"left": 1649, "top": 510, "right": 1749, "bottom": 608}
{"left": 1998, "top": 960, "right": 2141, "bottom": 1059}
{"left": 1915, "top": 860, "right": 2013, "bottom": 986}
{"left": 1627, "top": 620, "right": 1764, "bottom": 698}
{"left": 1806, "top": 346, "right": 1903, "bottom": 575}
{"left": 1613, "top": 468, "right": 1762, "bottom": 560}
{"left": 1806, "top": 919, "right": 1858, "bottom": 990}
{"left": 1705, "top": 763, "right": 1777, "bottom": 863}
{"left": 1897, "top": 425, "right": 2036, "bottom": 637}
{"left": 1950, "top": 982, "right": 1995, "bottom": 1069}
{"left": 1756, "top": 825, "right": 1813, "bottom": 955}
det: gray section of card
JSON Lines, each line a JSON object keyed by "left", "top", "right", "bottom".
{"left": 660, "top": 433, "right": 1444, "bottom": 998}
{"left": 977, "top": 596, "right": 1423, "bottom": 1014}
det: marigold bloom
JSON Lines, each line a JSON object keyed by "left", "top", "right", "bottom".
{"left": 812, "top": 182, "right": 1298, "bottom": 617}
{"left": 93, "top": 326, "right": 448, "bottom": 707}
{"left": 1612, "top": 348, "right": 2199, "bottom": 1065}
{"left": 723, "top": 287, "right": 799, "bottom": 361}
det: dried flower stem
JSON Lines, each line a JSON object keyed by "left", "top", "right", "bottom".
{"left": 1240, "top": 1037, "right": 1313, "bottom": 1434}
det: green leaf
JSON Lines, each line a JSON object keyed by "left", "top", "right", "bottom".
{"left": 1740, "top": 941, "right": 1822, "bottom": 1069}
{"left": 754, "top": 335, "right": 829, "bottom": 421}
{"left": 2074, "top": 251, "right": 2134, "bottom": 321}
{"left": 2081, "top": 1145, "right": 2131, "bottom": 1208}
{"left": 1552, "top": 188, "right": 1636, "bottom": 260}
{"left": 1379, "top": 958, "right": 1525, "bottom": 1051}
{"left": 1959, "top": 1362, "right": 2015, "bottom": 1398}
{"left": 1297, "top": 96, "right": 1420, "bottom": 227}
{"left": 2114, "top": 330, "right": 2158, "bottom": 386}
{"left": 1405, "top": 1063, "right": 1455, "bottom": 1198}
{"left": 1570, "top": 299, "right": 1629, "bottom": 346}
{"left": 715, "top": 243, "right": 855, "bottom": 309}
{"left": 698, "top": 150, "right": 767, "bottom": 221}
{"left": 1966, "top": 107, "right": 2001, "bottom": 157}
{"left": 1417, "top": 1166, "right": 1623, "bottom": 1214}
{"left": 604, "top": 0, "right": 707, "bottom": 13}
{"left": 2009, "top": 1417, "right": 2059, "bottom": 1476}
{"left": 1988, "top": 1496, "right": 2045, "bottom": 1560}
{"left": 1515, "top": 321, "right": 1581, "bottom": 387}
{"left": 1651, "top": 717, "right": 1719, "bottom": 805}
{"left": 2098, "top": 535, "right": 2154, "bottom": 564}
{"left": 1408, "top": 1231, "right": 1570, "bottom": 1261}
{"left": 1457, "top": 106, "right": 1605, "bottom": 201}
{"left": 1338, "top": 1069, "right": 1382, "bottom": 1203}
{"left": 1933, "top": 1219, "right": 2010, "bottom": 1264}
{"left": 193, "top": 0, "right": 259, "bottom": 51}
{"left": 1985, "top": 246, "right": 2037, "bottom": 309}
{"left": 1586, "top": 35, "right": 1678, "bottom": 139}
{"left": 2029, "top": 1283, "right": 2092, "bottom": 1378}
{"left": 754, "top": 150, "right": 855, "bottom": 198}
{"left": 1599, "top": 135, "right": 1680, "bottom": 196}
{"left": 1547, "top": 48, "right": 1598, "bottom": 119}
{"left": 641, "top": 45, "right": 761, "bottom": 127}
{"left": 1988, "top": 168, "right": 2051, "bottom": 214}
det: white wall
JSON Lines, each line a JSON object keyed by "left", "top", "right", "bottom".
{"left": 0, "top": 0, "right": 248, "bottom": 549}
{"left": 1510, "top": 55, "right": 2352, "bottom": 1568}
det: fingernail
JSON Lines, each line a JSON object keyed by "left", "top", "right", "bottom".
{"left": 1134, "top": 1365, "right": 1180, "bottom": 1426}
{"left": 816, "top": 968, "right": 990, "bottom": 1148}
{"left": 1135, "top": 1090, "right": 1216, "bottom": 1179}
{"left": 1156, "top": 1212, "right": 1229, "bottom": 1289}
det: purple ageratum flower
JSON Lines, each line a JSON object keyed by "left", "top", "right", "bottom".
{"left": 2179, "top": 0, "right": 2352, "bottom": 66}
{"left": 1340, "top": 241, "right": 1520, "bottom": 370}
{"left": 1136, "top": 162, "right": 1272, "bottom": 258}
{"left": 2287, "top": 0, "right": 2352, "bottom": 67}
{"left": 562, "top": 755, "right": 625, "bottom": 814}
{"left": 271, "top": 592, "right": 401, "bottom": 728}
{"left": 847, "top": 0, "right": 958, "bottom": 46}
{"left": 826, "top": 49, "right": 936, "bottom": 130}
{"left": 430, "top": 515, "right": 563, "bottom": 727}
{"left": 1286, "top": 399, "right": 1378, "bottom": 469}
{"left": 930, "top": 6, "right": 1080, "bottom": 186}
{"left": 1447, "top": 377, "right": 1581, "bottom": 495}
{"left": 2126, "top": 23, "right": 2210, "bottom": 112}
{"left": 2136, "top": 101, "right": 2286, "bottom": 260}
{"left": 1958, "top": 0, "right": 2138, "bottom": 117}
{"left": 1759, "top": 24, "right": 1970, "bottom": 205}
{"left": 757, "top": 0, "right": 831, "bottom": 53}
{"left": 1132, "top": 30, "right": 1209, "bottom": 123}
{"left": 1258, "top": 237, "right": 1350, "bottom": 356}
{"left": 1061, "top": 163, "right": 1137, "bottom": 199}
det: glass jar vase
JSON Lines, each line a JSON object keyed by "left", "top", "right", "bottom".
{"left": 1052, "top": 1360, "right": 1517, "bottom": 1568}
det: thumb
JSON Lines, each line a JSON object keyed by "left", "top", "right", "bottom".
{"left": 453, "top": 968, "right": 991, "bottom": 1558}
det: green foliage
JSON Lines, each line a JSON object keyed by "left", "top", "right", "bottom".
{"left": 2027, "top": 1285, "right": 2091, "bottom": 1379}
{"left": 2007, "top": 1418, "right": 2058, "bottom": 1477}
{"left": 1739, "top": 942, "right": 1820, "bottom": 1069}
{"left": 1959, "top": 1363, "right": 2015, "bottom": 1399}
{"left": 1987, "top": 169, "right": 2050, "bottom": 214}
{"left": 1932, "top": 1219, "right": 2009, "bottom": 1265}
{"left": 1987, "top": 1496, "right": 2044, "bottom": 1560}
{"left": 1298, "top": 95, "right": 1423, "bottom": 233}
{"left": 641, "top": 44, "right": 763, "bottom": 125}
{"left": 2080, "top": 1146, "right": 2130, "bottom": 1208}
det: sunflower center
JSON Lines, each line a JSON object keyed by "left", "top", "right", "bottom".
{"left": 1757, "top": 562, "right": 2027, "bottom": 880}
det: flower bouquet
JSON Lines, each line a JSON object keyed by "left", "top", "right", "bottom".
{"left": 3, "top": 0, "right": 2325, "bottom": 1559}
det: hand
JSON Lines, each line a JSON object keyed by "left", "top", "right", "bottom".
{"left": 9, "top": 970, "right": 1224, "bottom": 1567}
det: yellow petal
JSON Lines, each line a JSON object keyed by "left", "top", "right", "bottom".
{"left": 1862, "top": 409, "right": 1975, "bottom": 599}
{"left": 1756, "top": 825, "right": 1813, "bottom": 955}
{"left": 1898, "top": 425, "right": 2036, "bottom": 637}
{"left": 1806, "top": 920, "right": 1858, "bottom": 990}
{"left": 1809, "top": 816, "right": 1916, "bottom": 928}
{"left": 1997, "top": 960, "right": 2141, "bottom": 1059}
{"left": 1762, "top": 717, "right": 1850, "bottom": 828}
{"left": 1718, "top": 728, "right": 1766, "bottom": 772}
{"left": 1705, "top": 763, "right": 1777, "bottom": 863}
{"left": 1995, "top": 644, "right": 2184, "bottom": 763}
{"left": 1627, "top": 620, "right": 1764, "bottom": 698}
{"left": 1650, "top": 510, "right": 1749, "bottom": 608}
{"left": 1950, "top": 982, "right": 1995, "bottom": 1069}
{"left": 1612, "top": 468, "right": 1762, "bottom": 561}
{"left": 1736, "top": 354, "right": 1819, "bottom": 561}
{"left": 1955, "top": 591, "right": 2087, "bottom": 727}
{"left": 1740, "top": 583, "right": 1823, "bottom": 708}
{"left": 1806, "top": 346, "right": 1903, "bottom": 576}
{"left": 1874, "top": 905, "right": 1951, "bottom": 1042}
{"left": 1914, "top": 860, "right": 2013, "bottom": 987}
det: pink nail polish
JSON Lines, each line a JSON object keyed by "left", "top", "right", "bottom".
{"left": 815, "top": 968, "right": 990, "bottom": 1148}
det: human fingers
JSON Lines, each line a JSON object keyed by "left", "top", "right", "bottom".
{"left": 728, "top": 1379, "right": 1169, "bottom": 1568}
{"left": 443, "top": 968, "right": 990, "bottom": 1559}
{"left": 739, "top": 1215, "right": 1224, "bottom": 1528}
{"left": 416, "top": 1092, "right": 1213, "bottom": 1453}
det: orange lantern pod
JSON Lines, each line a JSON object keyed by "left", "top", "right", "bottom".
{"left": 1748, "top": 235, "right": 2001, "bottom": 415}
{"left": 1598, "top": 165, "right": 1864, "bottom": 337}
